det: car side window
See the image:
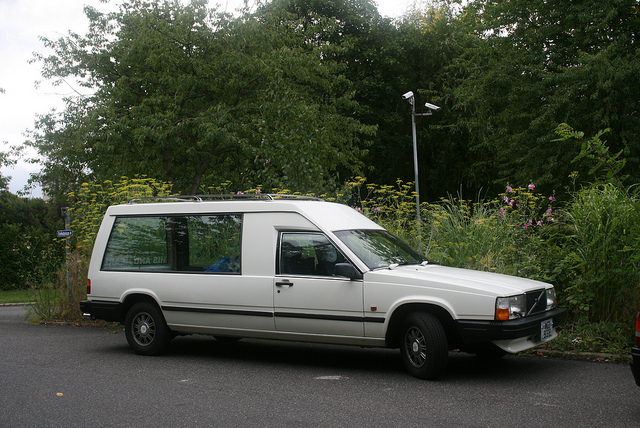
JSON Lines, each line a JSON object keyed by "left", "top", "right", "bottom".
{"left": 102, "top": 217, "right": 169, "bottom": 270}
{"left": 279, "top": 232, "right": 349, "bottom": 277}
{"left": 102, "top": 214, "right": 242, "bottom": 273}
{"left": 189, "top": 215, "right": 242, "bottom": 273}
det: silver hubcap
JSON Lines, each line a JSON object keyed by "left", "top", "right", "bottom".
{"left": 405, "top": 326, "right": 427, "bottom": 368}
{"left": 133, "top": 312, "right": 155, "bottom": 346}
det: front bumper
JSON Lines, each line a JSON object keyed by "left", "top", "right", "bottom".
{"left": 455, "top": 308, "right": 567, "bottom": 344}
{"left": 79, "top": 300, "right": 123, "bottom": 323}
{"left": 632, "top": 346, "right": 640, "bottom": 387}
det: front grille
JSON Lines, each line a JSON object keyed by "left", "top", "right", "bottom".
{"left": 526, "top": 289, "right": 548, "bottom": 315}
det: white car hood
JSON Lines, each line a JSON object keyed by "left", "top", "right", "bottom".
{"left": 364, "top": 263, "right": 551, "bottom": 297}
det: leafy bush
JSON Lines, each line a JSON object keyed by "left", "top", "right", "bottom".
{"left": 29, "top": 250, "right": 89, "bottom": 323}
{"left": 550, "top": 320, "right": 632, "bottom": 355}
{"left": 0, "top": 191, "right": 64, "bottom": 290}
{"left": 0, "top": 223, "right": 24, "bottom": 289}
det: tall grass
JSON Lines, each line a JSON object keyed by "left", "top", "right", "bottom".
{"left": 563, "top": 184, "right": 640, "bottom": 322}
{"left": 423, "top": 199, "right": 520, "bottom": 273}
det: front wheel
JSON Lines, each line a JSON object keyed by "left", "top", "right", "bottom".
{"left": 400, "top": 312, "right": 448, "bottom": 380}
{"left": 125, "top": 302, "right": 172, "bottom": 355}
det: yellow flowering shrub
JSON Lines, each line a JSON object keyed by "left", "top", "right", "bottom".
{"left": 70, "top": 177, "right": 173, "bottom": 255}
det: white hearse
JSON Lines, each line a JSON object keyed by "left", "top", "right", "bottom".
{"left": 80, "top": 194, "right": 566, "bottom": 379}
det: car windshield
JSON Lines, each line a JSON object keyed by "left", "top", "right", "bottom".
{"left": 334, "top": 229, "right": 424, "bottom": 270}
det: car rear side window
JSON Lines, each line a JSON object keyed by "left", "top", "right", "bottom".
{"left": 102, "top": 214, "right": 242, "bottom": 273}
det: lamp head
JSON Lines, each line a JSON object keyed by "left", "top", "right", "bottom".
{"left": 424, "top": 102, "right": 441, "bottom": 111}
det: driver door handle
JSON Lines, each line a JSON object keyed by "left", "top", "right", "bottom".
{"left": 275, "top": 281, "right": 293, "bottom": 287}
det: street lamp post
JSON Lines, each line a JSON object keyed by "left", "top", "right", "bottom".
{"left": 402, "top": 91, "right": 440, "bottom": 226}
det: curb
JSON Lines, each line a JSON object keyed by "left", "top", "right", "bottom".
{"left": 528, "top": 348, "right": 632, "bottom": 364}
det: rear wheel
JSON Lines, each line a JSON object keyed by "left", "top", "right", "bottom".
{"left": 125, "top": 302, "right": 172, "bottom": 355}
{"left": 400, "top": 312, "right": 448, "bottom": 380}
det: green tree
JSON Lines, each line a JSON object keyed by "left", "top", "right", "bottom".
{"left": 265, "top": 0, "right": 483, "bottom": 200}
{"left": 265, "top": 0, "right": 405, "bottom": 182}
{"left": 27, "top": 0, "right": 374, "bottom": 199}
{"left": 398, "top": 5, "right": 493, "bottom": 200}
{"left": 0, "top": 150, "right": 13, "bottom": 190}
{"left": 447, "top": 0, "right": 640, "bottom": 195}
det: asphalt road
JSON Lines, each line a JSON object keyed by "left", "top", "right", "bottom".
{"left": 1, "top": 305, "right": 638, "bottom": 427}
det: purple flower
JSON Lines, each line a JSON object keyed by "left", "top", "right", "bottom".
{"left": 373, "top": 207, "right": 381, "bottom": 213}
{"left": 506, "top": 186, "right": 513, "bottom": 193}
{"left": 549, "top": 196, "right": 556, "bottom": 201}
{"left": 528, "top": 184, "right": 536, "bottom": 190}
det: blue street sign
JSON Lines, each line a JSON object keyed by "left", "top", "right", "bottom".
{"left": 57, "top": 230, "right": 73, "bottom": 238}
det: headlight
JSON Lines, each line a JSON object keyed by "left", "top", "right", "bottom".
{"left": 546, "top": 287, "right": 557, "bottom": 310}
{"left": 495, "top": 295, "right": 526, "bottom": 320}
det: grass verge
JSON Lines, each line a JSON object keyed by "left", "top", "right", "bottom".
{"left": 543, "top": 321, "right": 633, "bottom": 356}
{"left": 0, "top": 289, "right": 34, "bottom": 304}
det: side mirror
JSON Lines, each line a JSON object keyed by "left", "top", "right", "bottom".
{"left": 334, "top": 263, "right": 363, "bottom": 280}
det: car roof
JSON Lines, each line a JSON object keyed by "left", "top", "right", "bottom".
{"left": 105, "top": 195, "right": 383, "bottom": 232}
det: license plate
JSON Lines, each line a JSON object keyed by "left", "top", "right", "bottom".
{"left": 541, "top": 319, "right": 553, "bottom": 342}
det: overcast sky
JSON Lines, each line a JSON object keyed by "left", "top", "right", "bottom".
{"left": 0, "top": 0, "right": 413, "bottom": 197}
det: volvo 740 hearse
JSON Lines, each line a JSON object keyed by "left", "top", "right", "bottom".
{"left": 80, "top": 194, "right": 566, "bottom": 379}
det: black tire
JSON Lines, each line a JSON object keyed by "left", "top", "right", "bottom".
{"left": 400, "top": 312, "right": 448, "bottom": 380}
{"left": 125, "top": 302, "right": 172, "bottom": 356}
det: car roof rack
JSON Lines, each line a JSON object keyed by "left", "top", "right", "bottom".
{"left": 127, "top": 194, "right": 324, "bottom": 204}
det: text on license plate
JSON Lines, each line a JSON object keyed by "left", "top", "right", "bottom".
{"left": 541, "top": 319, "right": 553, "bottom": 342}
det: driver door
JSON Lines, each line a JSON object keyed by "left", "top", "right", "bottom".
{"left": 274, "top": 232, "right": 364, "bottom": 337}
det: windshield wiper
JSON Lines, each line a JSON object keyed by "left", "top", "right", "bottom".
{"left": 387, "top": 261, "right": 419, "bottom": 269}
{"left": 392, "top": 260, "right": 437, "bottom": 267}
